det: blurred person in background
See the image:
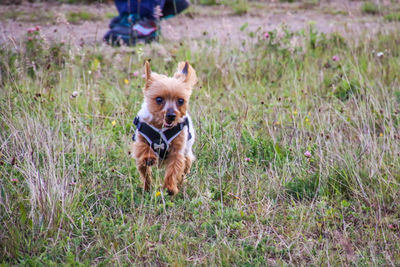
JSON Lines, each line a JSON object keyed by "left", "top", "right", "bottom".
{"left": 104, "top": 0, "right": 189, "bottom": 46}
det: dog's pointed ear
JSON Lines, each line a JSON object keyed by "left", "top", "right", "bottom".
{"left": 174, "top": 61, "right": 197, "bottom": 88}
{"left": 144, "top": 60, "right": 152, "bottom": 89}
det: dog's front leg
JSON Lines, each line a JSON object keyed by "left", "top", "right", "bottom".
{"left": 132, "top": 136, "right": 157, "bottom": 191}
{"left": 164, "top": 153, "right": 185, "bottom": 195}
{"left": 138, "top": 164, "right": 152, "bottom": 191}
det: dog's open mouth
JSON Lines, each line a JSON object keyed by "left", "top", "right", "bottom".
{"left": 163, "top": 121, "right": 174, "bottom": 128}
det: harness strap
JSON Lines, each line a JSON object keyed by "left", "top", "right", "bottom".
{"left": 132, "top": 116, "right": 191, "bottom": 159}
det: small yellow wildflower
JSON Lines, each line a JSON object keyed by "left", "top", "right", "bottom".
{"left": 124, "top": 79, "right": 129, "bottom": 84}
{"left": 155, "top": 191, "right": 161, "bottom": 197}
{"left": 379, "top": 133, "right": 383, "bottom": 137}
{"left": 293, "top": 110, "right": 298, "bottom": 115}
{"left": 111, "top": 120, "right": 116, "bottom": 126}
{"left": 305, "top": 117, "right": 310, "bottom": 123}
{"left": 275, "top": 121, "right": 281, "bottom": 125}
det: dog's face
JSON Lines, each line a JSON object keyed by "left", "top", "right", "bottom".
{"left": 143, "top": 61, "right": 197, "bottom": 128}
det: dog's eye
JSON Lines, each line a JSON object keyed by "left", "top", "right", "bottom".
{"left": 177, "top": 98, "right": 184, "bottom": 106}
{"left": 155, "top": 97, "right": 164, "bottom": 104}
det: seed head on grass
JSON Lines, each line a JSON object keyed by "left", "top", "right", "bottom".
{"left": 71, "top": 91, "right": 78, "bottom": 98}
{"left": 27, "top": 27, "right": 36, "bottom": 34}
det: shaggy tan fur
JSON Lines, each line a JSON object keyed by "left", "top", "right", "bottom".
{"left": 130, "top": 61, "right": 197, "bottom": 195}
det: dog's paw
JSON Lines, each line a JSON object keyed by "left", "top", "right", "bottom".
{"left": 143, "top": 181, "right": 151, "bottom": 191}
{"left": 140, "top": 155, "right": 157, "bottom": 166}
{"left": 145, "top": 157, "right": 156, "bottom": 166}
{"left": 165, "top": 185, "right": 179, "bottom": 196}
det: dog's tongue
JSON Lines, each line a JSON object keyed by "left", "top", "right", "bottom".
{"left": 164, "top": 122, "right": 173, "bottom": 128}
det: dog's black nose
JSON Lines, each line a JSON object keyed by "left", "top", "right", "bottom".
{"left": 166, "top": 113, "right": 176, "bottom": 121}
{"left": 166, "top": 108, "right": 176, "bottom": 122}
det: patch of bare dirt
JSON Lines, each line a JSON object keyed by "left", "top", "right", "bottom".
{"left": 0, "top": 1, "right": 399, "bottom": 46}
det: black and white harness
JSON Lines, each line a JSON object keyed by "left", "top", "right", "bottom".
{"left": 132, "top": 116, "right": 192, "bottom": 159}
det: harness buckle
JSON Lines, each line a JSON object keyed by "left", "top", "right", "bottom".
{"left": 151, "top": 139, "right": 168, "bottom": 159}
{"left": 133, "top": 116, "right": 139, "bottom": 126}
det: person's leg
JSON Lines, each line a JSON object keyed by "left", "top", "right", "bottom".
{"left": 105, "top": 0, "right": 155, "bottom": 45}
{"left": 114, "top": 0, "right": 165, "bottom": 19}
{"left": 109, "top": 0, "right": 136, "bottom": 29}
{"left": 114, "top": 0, "right": 130, "bottom": 16}
{"left": 108, "top": 0, "right": 167, "bottom": 29}
{"left": 105, "top": 0, "right": 188, "bottom": 46}
{"left": 162, "top": 0, "right": 189, "bottom": 19}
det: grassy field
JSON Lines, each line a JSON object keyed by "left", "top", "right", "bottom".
{"left": 1, "top": 20, "right": 400, "bottom": 265}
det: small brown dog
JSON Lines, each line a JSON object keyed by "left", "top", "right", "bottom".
{"left": 130, "top": 61, "right": 197, "bottom": 195}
